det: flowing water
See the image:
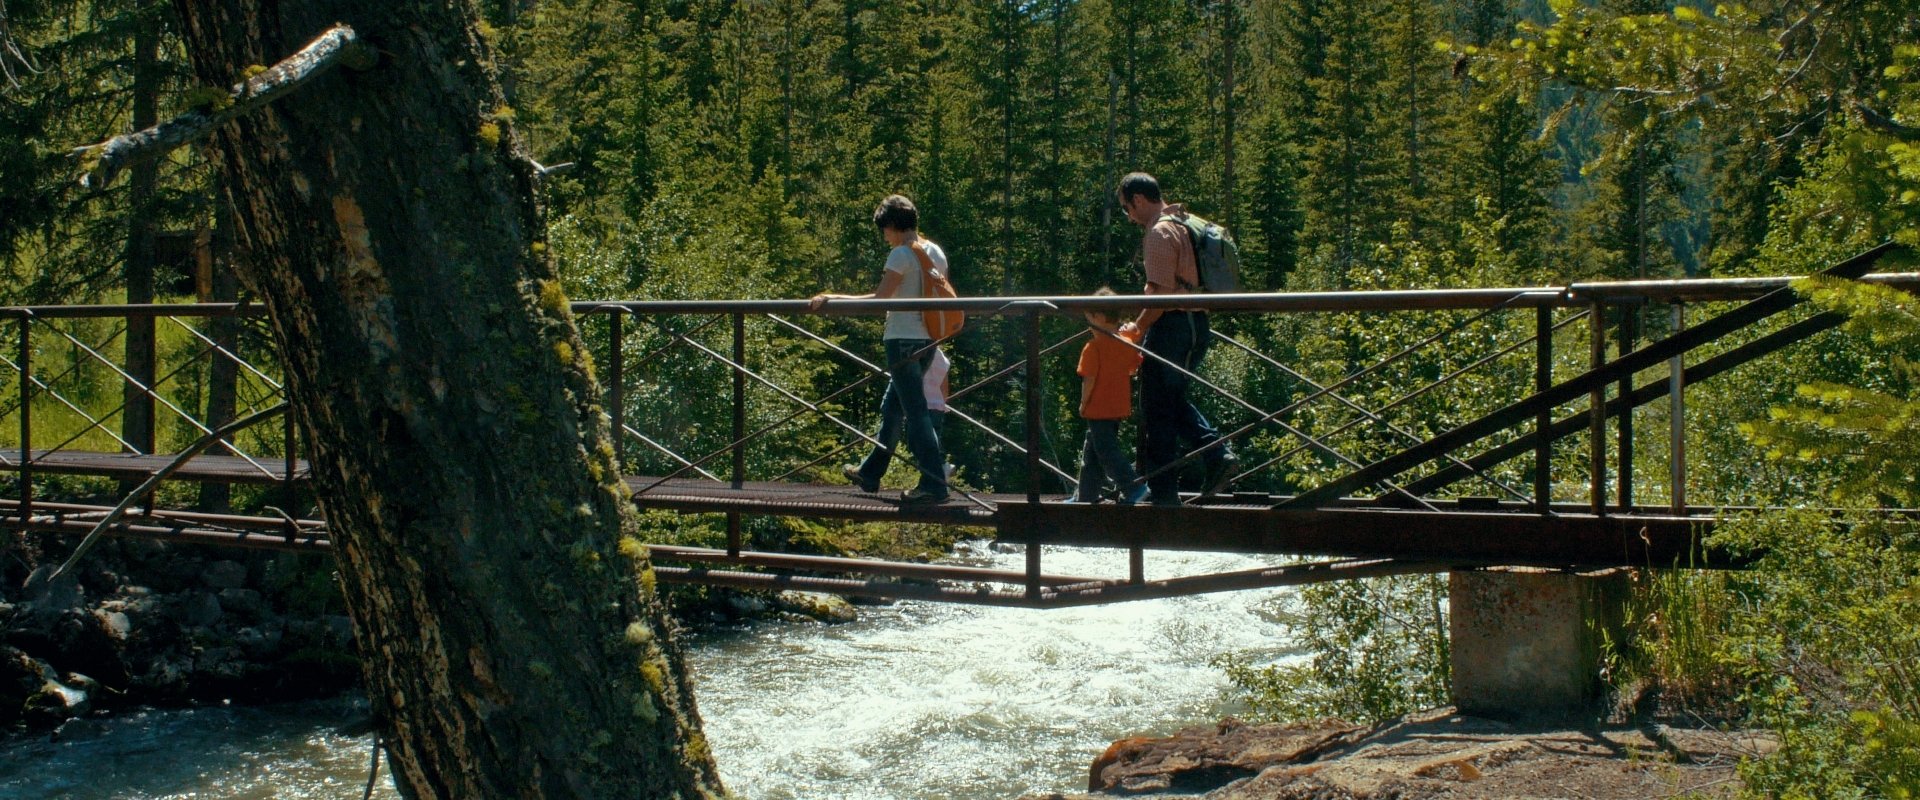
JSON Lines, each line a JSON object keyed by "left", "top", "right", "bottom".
{"left": 0, "top": 544, "right": 1299, "bottom": 799}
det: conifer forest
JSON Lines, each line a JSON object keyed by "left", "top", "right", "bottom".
{"left": 2, "top": 0, "right": 1918, "bottom": 795}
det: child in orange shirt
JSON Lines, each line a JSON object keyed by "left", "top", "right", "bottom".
{"left": 1065, "top": 288, "right": 1150, "bottom": 504}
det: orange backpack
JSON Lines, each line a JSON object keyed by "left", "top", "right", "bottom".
{"left": 911, "top": 242, "right": 964, "bottom": 340}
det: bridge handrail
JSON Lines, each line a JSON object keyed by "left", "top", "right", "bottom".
{"left": 2, "top": 271, "right": 1918, "bottom": 319}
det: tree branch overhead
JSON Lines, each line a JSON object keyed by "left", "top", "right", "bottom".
{"left": 74, "top": 24, "right": 376, "bottom": 190}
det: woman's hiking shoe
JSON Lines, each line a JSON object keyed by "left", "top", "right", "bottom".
{"left": 842, "top": 464, "right": 879, "bottom": 493}
{"left": 1118, "top": 484, "right": 1151, "bottom": 505}
{"left": 900, "top": 487, "right": 947, "bottom": 505}
{"left": 1061, "top": 493, "right": 1096, "bottom": 504}
{"left": 1202, "top": 453, "right": 1240, "bottom": 497}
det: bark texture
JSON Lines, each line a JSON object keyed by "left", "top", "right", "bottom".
{"left": 168, "top": 2, "right": 725, "bottom": 797}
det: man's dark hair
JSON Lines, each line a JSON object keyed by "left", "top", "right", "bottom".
{"left": 873, "top": 194, "right": 919, "bottom": 232}
{"left": 1116, "top": 172, "right": 1162, "bottom": 205}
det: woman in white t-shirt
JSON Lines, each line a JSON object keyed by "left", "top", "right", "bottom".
{"left": 808, "top": 194, "right": 951, "bottom": 504}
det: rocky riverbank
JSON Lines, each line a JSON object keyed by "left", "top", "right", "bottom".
{"left": 1026, "top": 709, "right": 1770, "bottom": 799}
{"left": 0, "top": 532, "right": 861, "bottom": 736}
{"left": 1, "top": 540, "right": 362, "bottom": 734}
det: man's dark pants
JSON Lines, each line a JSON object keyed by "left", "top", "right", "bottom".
{"left": 1139, "top": 310, "right": 1226, "bottom": 501}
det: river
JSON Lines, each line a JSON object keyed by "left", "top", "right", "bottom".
{"left": 0, "top": 544, "right": 1299, "bottom": 799}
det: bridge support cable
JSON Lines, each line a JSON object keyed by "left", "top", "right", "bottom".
{"left": 1024, "top": 309, "right": 1044, "bottom": 599}
{"left": 1221, "top": 308, "right": 1589, "bottom": 494}
{"left": 619, "top": 423, "right": 721, "bottom": 481}
{"left": 0, "top": 350, "right": 145, "bottom": 456}
{"left": 0, "top": 320, "right": 144, "bottom": 454}
{"left": 627, "top": 316, "right": 996, "bottom": 512}
{"left": 1397, "top": 310, "right": 1852, "bottom": 499}
{"left": 764, "top": 313, "right": 1079, "bottom": 488}
{"left": 730, "top": 312, "right": 746, "bottom": 556}
{"left": 16, "top": 313, "right": 29, "bottom": 518}
{"left": 1104, "top": 325, "right": 1438, "bottom": 510}
{"left": 1208, "top": 330, "right": 1531, "bottom": 504}
{"left": 1129, "top": 291, "right": 1559, "bottom": 505}
{"left": 1280, "top": 241, "right": 1900, "bottom": 510}
{"left": 19, "top": 320, "right": 283, "bottom": 480}
{"left": 33, "top": 320, "right": 282, "bottom": 480}
{"left": 594, "top": 312, "right": 727, "bottom": 473}
{"left": 159, "top": 314, "right": 285, "bottom": 390}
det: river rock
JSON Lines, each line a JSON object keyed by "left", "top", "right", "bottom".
{"left": 0, "top": 646, "right": 51, "bottom": 725}
{"left": 218, "top": 588, "right": 268, "bottom": 622}
{"left": 23, "top": 675, "right": 90, "bottom": 725}
{"left": 94, "top": 610, "right": 131, "bottom": 643}
{"left": 772, "top": 591, "right": 857, "bottom": 623}
{"left": 21, "top": 566, "right": 83, "bottom": 619}
{"left": 1088, "top": 718, "right": 1364, "bottom": 795}
{"left": 1055, "top": 709, "right": 1766, "bottom": 799}
{"left": 52, "top": 715, "right": 106, "bottom": 741}
{"left": 726, "top": 593, "right": 769, "bottom": 616}
{"left": 203, "top": 560, "right": 248, "bottom": 590}
{"left": 323, "top": 615, "right": 355, "bottom": 644}
{"left": 235, "top": 625, "right": 284, "bottom": 660}
{"left": 182, "top": 592, "right": 223, "bottom": 628}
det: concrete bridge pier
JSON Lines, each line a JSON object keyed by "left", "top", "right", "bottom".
{"left": 1449, "top": 567, "right": 1629, "bottom": 721}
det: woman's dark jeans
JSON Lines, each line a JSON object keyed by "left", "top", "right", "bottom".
{"left": 856, "top": 338, "right": 948, "bottom": 496}
{"left": 1140, "top": 311, "right": 1227, "bottom": 500}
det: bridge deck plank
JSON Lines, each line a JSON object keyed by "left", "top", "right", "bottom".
{"left": 0, "top": 449, "right": 303, "bottom": 483}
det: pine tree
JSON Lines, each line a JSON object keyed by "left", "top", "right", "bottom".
{"left": 1295, "top": 0, "right": 1394, "bottom": 289}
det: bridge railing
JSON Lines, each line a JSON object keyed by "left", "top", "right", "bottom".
{"left": 0, "top": 244, "right": 1911, "bottom": 535}
{"left": 0, "top": 303, "right": 297, "bottom": 519}
{"left": 572, "top": 244, "right": 1913, "bottom": 527}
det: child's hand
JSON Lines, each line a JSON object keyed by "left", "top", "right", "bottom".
{"left": 1119, "top": 321, "right": 1139, "bottom": 336}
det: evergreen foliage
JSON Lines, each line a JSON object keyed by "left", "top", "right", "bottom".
{"left": 2, "top": 0, "right": 1918, "bottom": 787}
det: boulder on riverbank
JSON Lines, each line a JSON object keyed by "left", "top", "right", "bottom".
{"left": 1028, "top": 708, "right": 1772, "bottom": 799}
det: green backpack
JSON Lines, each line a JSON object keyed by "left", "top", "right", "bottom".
{"left": 1161, "top": 212, "right": 1243, "bottom": 294}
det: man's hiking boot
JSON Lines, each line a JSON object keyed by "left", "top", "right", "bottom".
{"left": 901, "top": 487, "right": 947, "bottom": 505}
{"left": 842, "top": 464, "right": 879, "bottom": 493}
{"left": 1119, "top": 483, "right": 1151, "bottom": 505}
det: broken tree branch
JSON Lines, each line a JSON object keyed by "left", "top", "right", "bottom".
{"left": 47, "top": 402, "right": 288, "bottom": 582}
{"left": 74, "top": 24, "right": 375, "bottom": 190}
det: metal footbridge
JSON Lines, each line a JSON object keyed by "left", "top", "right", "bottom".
{"left": 0, "top": 243, "right": 1909, "bottom": 606}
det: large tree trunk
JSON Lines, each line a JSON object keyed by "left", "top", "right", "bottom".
{"left": 168, "top": 3, "right": 725, "bottom": 797}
